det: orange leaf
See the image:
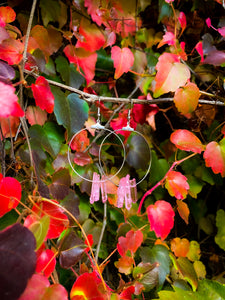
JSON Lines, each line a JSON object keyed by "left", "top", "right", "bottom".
{"left": 76, "top": 18, "right": 105, "bottom": 52}
{"left": 115, "top": 256, "right": 134, "bottom": 275}
{"left": 203, "top": 139, "right": 225, "bottom": 177}
{"left": 174, "top": 82, "right": 200, "bottom": 115}
{"left": 177, "top": 199, "right": 190, "bottom": 224}
{"left": 153, "top": 53, "right": 190, "bottom": 98}
{"left": 25, "top": 106, "right": 47, "bottom": 126}
{"left": 171, "top": 237, "right": 190, "bottom": 257}
{"left": 117, "top": 230, "right": 143, "bottom": 256}
{"left": 170, "top": 129, "right": 204, "bottom": 153}
{"left": 0, "top": 116, "right": 20, "bottom": 139}
{"left": 0, "top": 6, "right": 16, "bottom": 27}
{"left": 165, "top": 171, "right": 189, "bottom": 200}
{"left": 63, "top": 45, "right": 97, "bottom": 84}
{"left": 0, "top": 38, "right": 24, "bottom": 65}
{"left": 111, "top": 46, "right": 134, "bottom": 79}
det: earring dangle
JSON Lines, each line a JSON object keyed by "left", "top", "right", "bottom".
{"left": 99, "top": 105, "right": 152, "bottom": 210}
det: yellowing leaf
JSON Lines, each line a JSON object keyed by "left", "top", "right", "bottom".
{"left": 153, "top": 53, "right": 190, "bottom": 98}
{"left": 170, "top": 129, "right": 205, "bottom": 153}
{"left": 174, "top": 82, "right": 200, "bottom": 115}
{"left": 203, "top": 139, "right": 225, "bottom": 177}
{"left": 176, "top": 200, "right": 190, "bottom": 224}
{"left": 187, "top": 241, "right": 201, "bottom": 261}
{"left": 171, "top": 238, "right": 190, "bottom": 257}
{"left": 193, "top": 261, "right": 206, "bottom": 279}
{"left": 215, "top": 209, "right": 225, "bottom": 251}
{"left": 165, "top": 171, "right": 189, "bottom": 200}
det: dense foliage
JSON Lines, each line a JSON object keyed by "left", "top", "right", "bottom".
{"left": 1, "top": 0, "right": 225, "bottom": 299}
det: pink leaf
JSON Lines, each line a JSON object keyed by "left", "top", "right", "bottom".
{"left": 170, "top": 129, "right": 205, "bottom": 153}
{"left": 206, "top": 18, "right": 211, "bottom": 28}
{"left": 147, "top": 200, "right": 175, "bottom": 240}
{"left": 178, "top": 12, "right": 187, "bottom": 31}
{"left": 0, "top": 82, "right": 24, "bottom": 118}
{"left": 173, "top": 82, "right": 200, "bottom": 115}
{"left": 153, "top": 53, "right": 190, "bottom": 98}
{"left": 195, "top": 41, "right": 204, "bottom": 62}
{"left": 117, "top": 230, "right": 143, "bottom": 256}
{"left": 84, "top": 0, "right": 105, "bottom": 26}
{"left": 158, "top": 31, "right": 176, "bottom": 48}
{"left": 218, "top": 27, "right": 225, "bottom": 37}
{"left": 203, "top": 139, "right": 225, "bottom": 177}
{"left": 31, "top": 76, "right": 54, "bottom": 113}
{"left": 111, "top": 46, "right": 134, "bottom": 79}
{"left": 63, "top": 45, "right": 97, "bottom": 84}
{"left": 165, "top": 171, "right": 189, "bottom": 200}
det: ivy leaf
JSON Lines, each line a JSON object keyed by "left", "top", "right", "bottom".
{"left": 0, "top": 38, "right": 24, "bottom": 65}
{"left": 171, "top": 238, "right": 190, "bottom": 257}
{"left": 153, "top": 53, "right": 190, "bottom": 98}
{"left": 0, "top": 6, "right": 16, "bottom": 27}
{"left": 0, "top": 175, "right": 22, "bottom": 218}
{"left": 170, "top": 254, "right": 198, "bottom": 291}
{"left": 170, "top": 129, "right": 204, "bottom": 153}
{"left": 174, "top": 82, "right": 200, "bottom": 115}
{"left": 28, "top": 215, "right": 50, "bottom": 250}
{"left": 176, "top": 200, "right": 190, "bottom": 224}
{"left": 165, "top": 171, "right": 189, "bottom": 200}
{"left": 48, "top": 168, "right": 71, "bottom": 200}
{"left": 63, "top": 45, "right": 97, "bottom": 84}
{"left": 31, "top": 76, "right": 55, "bottom": 113}
{"left": 0, "top": 81, "right": 24, "bottom": 118}
{"left": 203, "top": 139, "right": 225, "bottom": 177}
{"left": 36, "top": 246, "right": 56, "bottom": 278}
{"left": 117, "top": 230, "right": 143, "bottom": 256}
{"left": 111, "top": 46, "right": 134, "bottom": 79}
{"left": 0, "top": 61, "right": 15, "bottom": 81}
{"left": 215, "top": 209, "right": 225, "bottom": 251}
{"left": 0, "top": 224, "right": 36, "bottom": 300}
{"left": 76, "top": 18, "right": 106, "bottom": 52}
{"left": 147, "top": 200, "right": 175, "bottom": 240}
{"left": 115, "top": 255, "right": 135, "bottom": 275}
{"left": 19, "top": 274, "right": 68, "bottom": 300}
{"left": 26, "top": 106, "right": 47, "bottom": 126}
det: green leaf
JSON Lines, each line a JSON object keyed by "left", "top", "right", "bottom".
{"left": 29, "top": 215, "right": 50, "bottom": 250}
{"left": 133, "top": 262, "right": 159, "bottom": 291}
{"left": 215, "top": 209, "right": 225, "bottom": 251}
{"left": 156, "top": 279, "right": 225, "bottom": 300}
{"left": 52, "top": 87, "right": 89, "bottom": 140}
{"left": 140, "top": 245, "right": 170, "bottom": 287}
{"left": 186, "top": 175, "right": 204, "bottom": 198}
{"left": 40, "top": 0, "right": 67, "bottom": 28}
{"left": 170, "top": 254, "right": 198, "bottom": 291}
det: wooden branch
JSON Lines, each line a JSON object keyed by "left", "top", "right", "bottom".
{"left": 24, "top": 70, "right": 225, "bottom": 106}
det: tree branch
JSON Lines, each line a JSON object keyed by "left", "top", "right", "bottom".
{"left": 24, "top": 70, "right": 225, "bottom": 106}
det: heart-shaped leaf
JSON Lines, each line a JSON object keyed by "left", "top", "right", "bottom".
{"left": 111, "top": 46, "right": 134, "bottom": 79}
{"left": 170, "top": 129, "right": 204, "bottom": 153}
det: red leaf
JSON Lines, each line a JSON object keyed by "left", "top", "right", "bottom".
{"left": 63, "top": 45, "right": 97, "bottom": 84}
{"left": 0, "top": 176, "right": 22, "bottom": 217}
{"left": 0, "top": 38, "right": 24, "bottom": 65}
{"left": 70, "top": 130, "right": 90, "bottom": 151}
{"left": 206, "top": 18, "right": 211, "bottom": 28}
{"left": 84, "top": 234, "right": 94, "bottom": 252}
{"left": 111, "top": 46, "right": 134, "bottom": 79}
{"left": 153, "top": 53, "right": 190, "bottom": 98}
{"left": 0, "top": 6, "right": 16, "bottom": 27}
{"left": 0, "top": 116, "right": 20, "bottom": 138}
{"left": 147, "top": 200, "right": 175, "bottom": 240}
{"left": 76, "top": 18, "right": 105, "bottom": 52}
{"left": 178, "top": 12, "right": 187, "bottom": 32}
{"left": 25, "top": 106, "right": 47, "bottom": 126}
{"left": 74, "top": 151, "right": 92, "bottom": 166}
{"left": 165, "top": 171, "right": 189, "bottom": 200}
{"left": 31, "top": 76, "right": 54, "bottom": 113}
{"left": 174, "top": 82, "right": 200, "bottom": 115}
{"left": 24, "top": 200, "right": 69, "bottom": 239}
{"left": 119, "top": 286, "right": 135, "bottom": 300}
{"left": 170, "top": 129, "right": 204, "bottom": 153}
{"left": 70, "top": 272, "right": 109, "bottom": 300}
{"left": 203, "top": 139, "right": 225, "bottom": 177}
{"left": 117, "top": 230, "right": 143, "bottom": 256}
{"left": 0, "top": 82, "right": 24, "bottom": 118}
{"left": 36, "top": 247, "right": 56, "bottom": 278}
{"left": 19, "top": 274, "right": 68, "bottom": 300}
{"left": 84, "top": 0, "right": 105, "bottom": 26}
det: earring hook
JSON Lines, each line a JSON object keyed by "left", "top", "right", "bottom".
{"left": 121, "top": 99, "right": 134, "bottom": 131}
{"left": 91, "top": 98, "right": 105, "bottom": 130}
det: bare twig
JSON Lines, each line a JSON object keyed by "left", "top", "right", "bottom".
{"left": 24, "top": 70, "right": 225, "bottom": 106}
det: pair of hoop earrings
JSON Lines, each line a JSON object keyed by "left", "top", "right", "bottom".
{"left": 68, "top": 102, "right": 152, "bottom": 210}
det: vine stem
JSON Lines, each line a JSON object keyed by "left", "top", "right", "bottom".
{"left": 24, "top": 70, "right": 225, "bottom": 106}
{"left": 137, "top": 152, "right": 197, "bottom": 214}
